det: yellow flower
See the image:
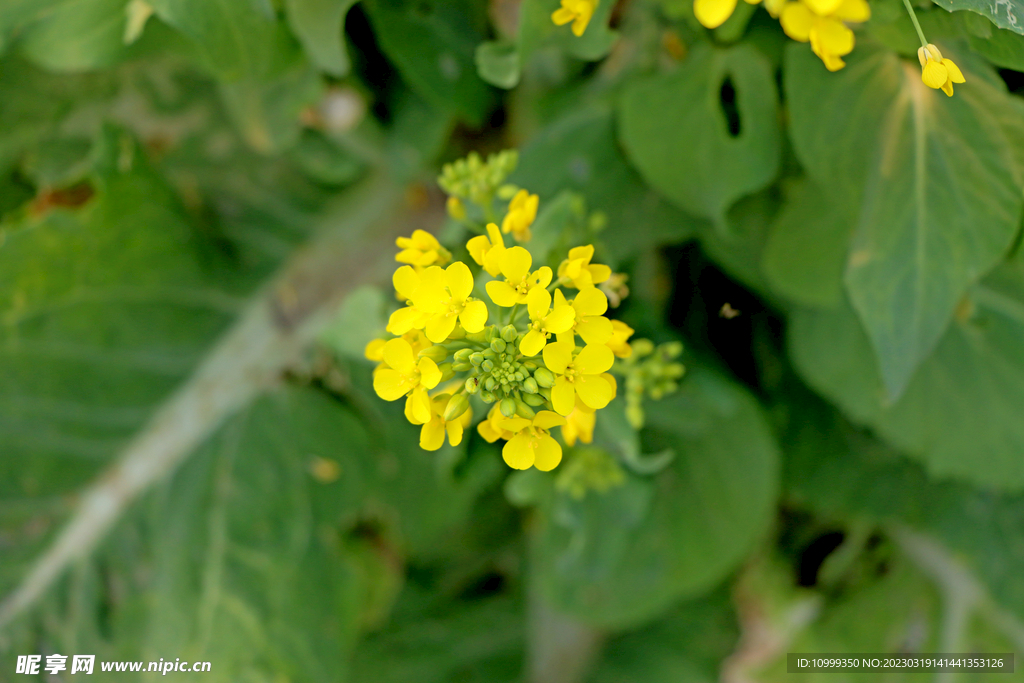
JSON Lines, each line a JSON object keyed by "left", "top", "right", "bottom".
{"left": 478, "top": 404, "right": 516, "bottom": 443}
{"left": 387, "top": 265, "right": 433, "bottom": 335}
{"left": 779, "top": 0, "right": 868, "bottom": 72}
{"left": 561, "top": 402, "right": 596, "bottom": 447}
{"left": 694, "top": 0, "right": 738, "bottom": 29}
{"left": 372, "top": 337, "right": 442, "bottom": 423}
{"left": 501, "top": 189, "right": 539, "bottom": 242}
{"left": 499, "top": 411, "right": 568, "bottom": 471}
{"left": 554, "top": 288, "right": 613, "bottom": 346}
{"left": 410, "top": 262, "right": 489, "bottom": 343}
{"left": 467, "top": 223, "right": 506, "bottom": 277}
{"left": 607, "top": 319, "right": 635, "bottom": 358}
{"left": 520, "top": 287, "right": 576, "bottom": 357}
{"left": 542, "top": 341, "right": 616, "bottom": 415}
{"left": 485, "top": 246, "right": 553, "bottom": 307}
{"left": 395, "top": 229, "right": 450, "bottom": 268}
{"left": 552, "top": 0, "right": 598, "bottom": 37}
{"left": 918, "top": 44, "right": 965, "bottom": 97}
{"left": 367, "top": 330, "right": 430, "bottom": 365}
{"left": 557, "top": 245, "right": 611, "bottom": 289}
{"left": 418, "top": 394, "right": 472, "bottom": 451}
{"left": 365, "top": 338, "right": 386, "bottom": 362}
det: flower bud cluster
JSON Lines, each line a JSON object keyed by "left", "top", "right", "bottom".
{"left": 620, "top": 340, "right": 685, "bottom": 429}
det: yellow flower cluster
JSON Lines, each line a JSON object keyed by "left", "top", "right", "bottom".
{"left": 367, "top": 189, "right": 639, "bottom": 474}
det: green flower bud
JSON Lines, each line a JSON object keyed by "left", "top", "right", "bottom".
{"left": 513, "top": 372, "right": 524, "bottom": 382}
{"left": 484, "top": 377, "right": 497, "bottom": 392}
{"left": 465, "top": 330, "right": 489, "bottom": 343}
{"left": 522, "top": 377, "right": 539, "bottom": 394}
{"left": 501, "top": 325, "right": 518, "bottom": 343}
{"left": 514, "top": 399, "right": 536, "bottom": 419}
{"left": 452, "top": 362, "right": 472, "bottom": 372}
{"left": 490, "top": 338, "right": 507, "bottom": 353}
{"left": 534, "top": 366, "right": 555, "bottom": 388}
{"left": 438, "top": 363, "right": 455, "bottom": 382}
{"left": 465, "top": 377, "right": 480, "bottom": 394}
{"left": 469, "top": 352, "right": 484, "bottom": 366}
{"left": 482, "top": 348, "right": 497, "bottom": 361}
{"left": 632, "top": 339, "right": 655, "bottom": 357}
{"left": 523, "top": 361, "right": 537, "bottom": 370}
{"left": 480, "top": 390, "right": 496, "bottom": 403}
{"left": 419, "top": 345, "right": 449, "bottom": 363}
{"left": 443, "top": 394, "right": 470, "bottom": 422}
{"left": 481, "top": 359, "right": 494, "bottom": 373}
{"left": 522, "top": 392, "right": 545, "bottom": 407}
{"left": 500, "top": 397, "right": 517, "bottom": 418}
{"left": 453, "top": 348, "right": 473, "bottom": 363}
{"left": 486, "top": 326, "right": 500, "bottom": 341}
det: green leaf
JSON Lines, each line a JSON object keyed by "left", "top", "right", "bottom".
{"left": 785, "top": 42, "right": 1024, "bottom": 399}
{"left": 968, "top": 24, "right": 1024, "bottom": 70}
{"left": 218, "top": 62, "right": 323, "bottom": 153}
{"left": 284, "top": 0, "right": 357, "bottom": 76}
{"left": 762, "top": 179, "right": 852, "bottom": 308}
{"left": 476, "top": 39, "right": 521, "bottom": 89}
{"left": 931, "top": 0, "right": 1024, "bottom": 35}
{"left": 0, "top": 0, "right": 66, "bottom": 53}
{"left": 512, "top": 105, "right": 700, "bottom": 263}
{"left": 18, "top": 0, "right": 129, "bottom": 71}
{"left": 533, "top": 366, "right": 779, "bottom": 628}
{"left": 362, "top": 0, "right": 493, "bottom": 125}
{"left": 789, "top": 253, "right": 1024, "bottom": 490}
{"left": 618, "top": 44, "right": 782, "bottom": 225}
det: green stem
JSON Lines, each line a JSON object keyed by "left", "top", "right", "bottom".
{"left": 901, "top": 0, "right": 929, "bottom": 49}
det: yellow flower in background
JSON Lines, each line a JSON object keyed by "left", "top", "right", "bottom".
{"left": 552, "top": 0, "right": 598, "bottom": 37}
{"left": 561, "top": 402, "right": 596, "bottom": 446}
{"left": 542, "top": 341, "right": 616, "bottom": 415}
{"left": 555, "top": 288, "right": 613, "bottom": 346}
{"left": 780, "top": 0, "right": 869, "bottom": 71}
{"left": 364, "top": 337, "right": 387, "bottom": 362}
{"left": 485, "top": 246, "right": 553, "bottom": 307}
{"left": 418, "top": 394, "right": 472, "bottom": 451}
{"left": 694, "top": 0, "right": 738, "bottom": 29}
{"left": 410, "top": 261, "right": 489, "bottom": 343}
{"left": 918, "top": 44, "right": 965, "bottom": 96}
{"left": 520, "top": 287, "right": 576, "bottom": 357}
{"left": 557, "top": 245, "right": 611, "bottom": 289}
{"left": 372, "top": 337, "right": 442, "bottom": 423}
{"left": 607, "top": 319, "right": 635, "bottom": 358}
{"left": 502, "top": 189, "right": 538, "bottom": 242}
{"left": 395, "top": 229, "right": 450, "bottom": 268}
{"left": 499, "top": 411, "right": 568, "bottom": 471}
{"left": 467, "top": 223, "right": 506, "bottom": 277}
{"left": 478, "top": 404, "right": 516, "bottom": 443}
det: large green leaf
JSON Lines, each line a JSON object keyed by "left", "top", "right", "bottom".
{"left": 17, "top": 0, "right": 128, "bottom": 71}
{"left": 362, "top": 0, "right": 493, "bottom": 125}
{"left": 284, "top": 0, "right": 357, "bottom": 77}
{"left": 618, "top": 44, "right": 782, "bottom": 225}
{"left": 785, "top": 42, "right": 1024, "bottom": 399}
{"left": 532, "top": 366, "right": 779, "bottom": 628}
{"left": 931, "top": 0, "right": 1024, "bottom": 35}
{"left": 788, "top": 252, "right": 1024, "bottom": 490}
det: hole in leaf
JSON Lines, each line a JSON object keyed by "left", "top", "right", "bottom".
{"left": 797, "top": 530, "right": 845, "bottom": 587}
{"left": 719, "top": 76, "right": 741, "bottom": 137}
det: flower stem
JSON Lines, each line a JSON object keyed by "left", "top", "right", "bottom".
{"left": 901, "top": 0, "right": 929, "bottom": 49}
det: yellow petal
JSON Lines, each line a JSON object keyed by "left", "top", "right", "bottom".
{"left": 552, "top": 6, "right": 576, "bottom": 25}
{"left": 572, "top": 288, "right": 608, "bottom": 317}
{"left": 459, "top": 300, "right": 488, "bottom": 333}
{"left": 694, "top": 0, "right": 738, "bottom": 29}
{"left": 819, "top": 51, "right": 846, "bottom": 72}
{"left": 500, "top": 246, "right": 532, "bottom": 282}
{"left": 425, "top": 312, "right": 458, "bottom": 343}
{"left": 467, "top": 235, "right": 491, "bottom": 267}
{"left": 531, "top": 266, "right": 553, "bottom": 289}
{"left": 483, "top": 244, "right": 505, "bottom": 277}
{"left": 383, "top": 338, "right": 415, "bottom": 374}
{"left": 811, "top": 18, "right": 853, "bottom": 56}
{"left": 409, "top": 386, "right": 432, "bottom": 423}
{"left": 567, "top": 245, "right": 594, "bottom": 262}
{"left": 420, "top": 419, "right": 446, "bottom": 451}
{"left": 552, "top": 377, "right": 576, "bottom": 416}
{"left": 942, "top": 58, "right": 965, "bottom": 83}
{"left": 804, "top": 0, "right": 843, "bottom": 16}
{"left": 922, "top": 59, "right": 948, "bottom": 89}
{"left": 533, "top": 410, "right": 568, "bottom": 430}
{"left": 520, "top": 329, "right": 547, "bottom": 357}
{"left": 533, "top": 434, "right": 563, "bottom": 471}
{"left": 587, "top": 264, "right": 611, "bottom": 284}
{"left": 373, "top": 368, "right": 410, "bottom": 401}
{"left": 575, "top": 374, "right": 613, "bottom": 410}
{"left": 554, "top": 288, "right": 569, "bottom": 307}
{"left": 410, "top": 229, "right": 439, "bottom": 251}
{"left": 503, "top": 433, "right": 535, "bottom": 470}
{"left": 417, "top": 357, "right": 442, "bottom": 388}
{"left": 543, "top": 340, "right": 574, "bottom": 374}
{"left": 780, "top": 2, "right": 812, "bottom": 42}
{"left": 478, "top": 419, "right": 502, "bottom": 443}
{"left": 364, "top": 338, "right": 386, "bottom": 361}
{"left": 577, "top": 315, "right": 613, "bottom": 346}
{"left": 446, "top": 418, "right": 464, "bottom": 447}
{"left": 387, "top": 306, "right": 424, "bottom": 336}
{"left": 834, "top": 0, "right": 870, "bottom": 21}
{"left": 527, "top": 286, "right": 552, "bottom": 320}
{"left": 941, "top": 79, "right": 954, "bottom": 96}
{"left": 486, "top": 280, "right": 519, "bottom": 307}
{"left": 393, "top": 265, "right": 420, "bottom": 301}
{"left": 545, "top": 305, "right": 577, "bottom": 335}
{"left": 500, "top": 416, "right": 533, "bottom": 432}
{"left": 445, "top": 261, "right": 475, "bottom": 301}
{"left": 574, "top": 343, "right": 614, "bottom": 375}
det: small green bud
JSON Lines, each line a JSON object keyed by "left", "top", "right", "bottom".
{"left": 522, "top": 392, "right": 545, "bottom": 407}
{"left": 484, "top": 377, "right": 497, "bottom": 392}
{"left": 465, "top": 377, "right": 480, "bottom": 394}
{"left": 453, "top": 348, "right": 473, "bottom": 363}
{"left": 514, "top": 399, "right": 536, "bottom": 419}
{"left": 522, "top": 377, "right": 539, "bottom": 394}
{"left": 632, "top": 339, "right": 655, "bottom": 357}
{"left": 438, "top": 363, "right": 455, "bottom": 382}
{"left": 523, "top": 361, "right": 538, "bottom": 370}
{"left": 490, "top": 338, "right": 507, "bottom": 353}
{"left": 534, "top": 366, "right": 555, "bottom": 388}
{"left": 486, "top": 326, "right": 499, "bottom": 341}
{"left": 452, "top": 362, "right": 472, "bottom": 372}
{"left": 482, "top": 349, "right": 497, "bottom": 361}
{"left": 465, "top": 330, "right": 489, "bottom": 343}
{"left": 469, "top": 352, "right": 484, "bottom": 366}
{"left": 482, "top": 359, "right": 494, "bottom": 373}
{"left": 513, "top": 371, "right": 524, "bottom": 382}
{"left": 661, "top": 341, "right": 684, "bottom": 359}
{"left": 443, "top": 394, "right": 470, "bottom": 422}
{"left": 500, "top": 397, "right": 517, "bottom": 418}
{"left": 419, "top": 346, "right": 449, "bottom": 363}
{"left": 480, "top": 390, "right": 496, "bottom": 403}
{"left": 501, "top": 325, "right": 518, "bottom": 343}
